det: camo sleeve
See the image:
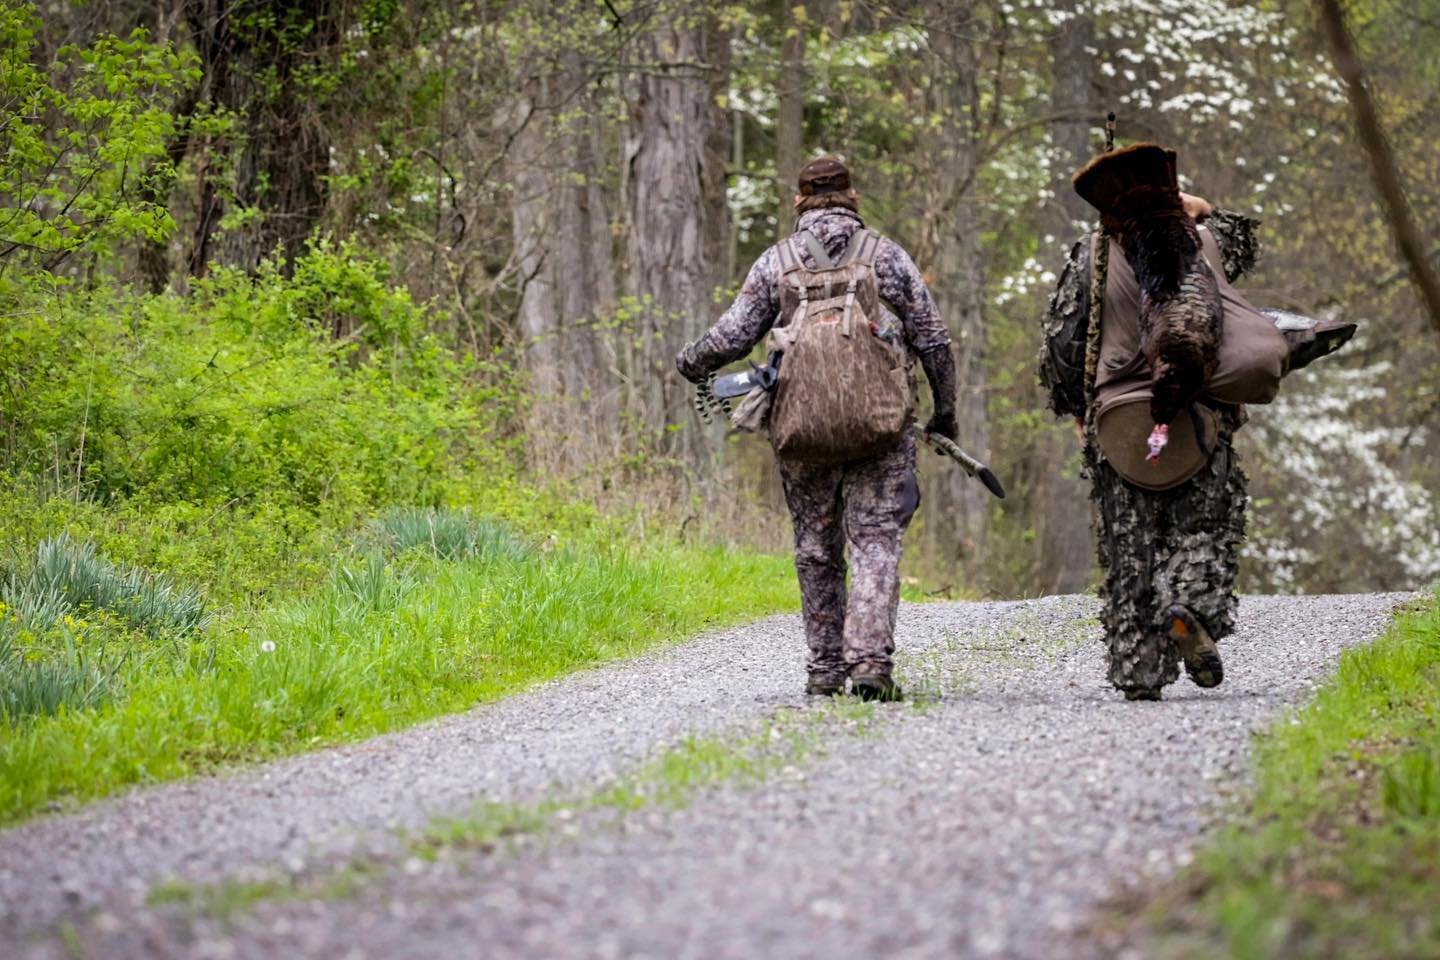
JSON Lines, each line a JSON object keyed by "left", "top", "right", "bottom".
{"left": 1038, "top": 236, "right": 1091, "bottom": 419}
{"left": 1203, "top": 209, "right": 1261, "bottom": 283}
{"left": 675, "top": 247, "right": 782, "bottom": 380}
{"left": 874, "top": 238, "right": 950, "bottom": 354}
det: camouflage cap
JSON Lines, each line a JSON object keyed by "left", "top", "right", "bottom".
{"left": 798, "top": 156, "right": 851, "bottom": 196}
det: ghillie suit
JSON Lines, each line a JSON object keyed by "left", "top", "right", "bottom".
{"left": 1073, "top": 144, "right": 1224, "bottom": 466}
{"left": 1040, "top": 195, "right": 1275, "bottom": 698}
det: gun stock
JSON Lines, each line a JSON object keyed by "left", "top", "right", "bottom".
{"left": 913, "top": 425, "right": 1006, "bottom": 500}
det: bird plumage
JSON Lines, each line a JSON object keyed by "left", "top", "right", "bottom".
{"left": 1073, "top": 144, "right": 1223, "bottom": 462}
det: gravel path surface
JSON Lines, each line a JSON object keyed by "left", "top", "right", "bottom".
{"left": 3, "top": 593, "right": 1407, "bottom": 959}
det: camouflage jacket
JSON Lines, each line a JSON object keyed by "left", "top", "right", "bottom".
{"left": 1038, "top": 209, "right": 1261, "bottom": 419}
{"left": 676, "top": 207, "right": 952, "bottom": 379}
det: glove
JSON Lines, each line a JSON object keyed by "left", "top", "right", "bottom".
{"left": 918, "top": 344, "right": 958, "bottom": 441}
{"left": 925, "top": 409, "right": 958, "bottom": 442}
{"left": 675, "top": 346, "right": 710, "bottom": 385}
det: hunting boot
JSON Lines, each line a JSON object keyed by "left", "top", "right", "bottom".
{"left": 850, "top": 667, "right": 903, "bottom": 703}
{"left": 1122, "top": 686, "right": 1162, "bottom": 702}
{"left": 805, "top": 670, "right": 846, "bottom": 697}
{"left": 1167, "top": 604, "right": 1223, "bottom": 688}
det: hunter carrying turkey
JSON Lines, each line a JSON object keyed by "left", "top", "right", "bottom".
{"left": 676, "top": 156, "right": 957, "bottom": 701}
{"left": 1041, "top": 142, "right": 1356, "bottom": 701}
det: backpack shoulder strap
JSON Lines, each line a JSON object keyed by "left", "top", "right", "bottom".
{"left": 798, "top": 230, "right": 835, "bottom": 270}
{"left": 840, "top": 229, "right": 883, "bottom": 268}
{"left": 775, "top": 235, "right": 804, "bottom": 275}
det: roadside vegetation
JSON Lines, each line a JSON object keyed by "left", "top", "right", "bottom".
{"left": 1140, "top": 590, "right": 1440, "bottom": 956}
{"left": 0, "top": 249, "right": 796, "bottom": 826}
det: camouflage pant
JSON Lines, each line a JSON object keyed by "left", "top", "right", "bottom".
{"left": 1087, "top": 433, "right": 1248, "bottom": 693}
{"left": 778, "top": 431, "right": 920, "bottom": 682}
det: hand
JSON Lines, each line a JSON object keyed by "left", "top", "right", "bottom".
{"left": 1179, "top": 192, "right": 1213, "bottom": 220}
{"left": 674, "top": 347, "right": 710, "bottom": 385}
{"left": 925, "top": 410, "right": 958, "bottom": 442}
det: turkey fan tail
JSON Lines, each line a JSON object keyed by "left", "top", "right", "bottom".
{"left": 1072, "top": 143, "right": 1182, "bottom": 227}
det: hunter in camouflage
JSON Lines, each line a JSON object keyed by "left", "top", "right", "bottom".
{"left": 1041, "top": 206, "right": 1258, "bottom": 699}
{"left": 1042, "top": 197, "right": 1352, "bottom": 700}
{"left": 677, "top": 157, "right": 957, "bottom": 700}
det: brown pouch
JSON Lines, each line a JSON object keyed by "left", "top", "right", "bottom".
{"left": 1095, "top": 392, "right": 1219, "bottom": 491}
{"left": 730, "top": 387, "right": 772, "bottom": 433}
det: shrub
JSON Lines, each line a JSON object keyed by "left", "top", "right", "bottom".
{"left": 0, "top": 244, "right": 518, "bottom": 515}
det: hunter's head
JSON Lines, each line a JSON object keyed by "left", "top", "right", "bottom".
{"left": 795, "top": 156, "right": 859, "bottom": 213}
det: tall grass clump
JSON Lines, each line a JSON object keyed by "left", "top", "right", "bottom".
{"left": 0, "top": 619, "right": 114, "bottom": 725}
{"left": 0, "top": 534, "right": 208, "bottom": 726}
{"left": 366, "top": 507, "right": 531, "bottom": 563}
{"left": 3, "top": 533, "right": 208, "bottom": 635}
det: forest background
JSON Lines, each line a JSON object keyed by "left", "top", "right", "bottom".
{"left": 6, "top": 0, "right": 1438, "bottom": 598}
{"left": 4, "top": 1, "right": 1440, "bottom": 939}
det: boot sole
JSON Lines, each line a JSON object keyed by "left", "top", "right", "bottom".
{"left": 1168, "top": 605, "right": 1224, "bottom": 689}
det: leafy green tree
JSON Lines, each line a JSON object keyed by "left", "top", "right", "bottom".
{"left": 0, "top": 4, "right": 200, "bottom": 281}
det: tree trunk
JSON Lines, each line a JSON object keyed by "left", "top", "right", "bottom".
{"left": 775, "top": 1, "right": 806, "bottom": 238}
{"left": 623, "top": 5, "right": 728, "bottom": 471}
{"left": 1317, "top": 0, "right": 1440, "bottom": 341}
{"left": 922, "top": 9, "right": 991, "bottom": 589}
{"left": 506, "top": 59, "right": 620, "bottom": 470}
{"left": 1034, "top": 10, "right": 1098, "bottom": 594}
{"left": 185, "top": 0, "right": 340, "bottom": 277}
{"left": 508, "top": 87, "right": 564, "bottom": 403}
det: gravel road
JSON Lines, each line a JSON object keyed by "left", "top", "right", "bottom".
{"left": 2, "top": 593, "right": 1408, "bottom": 959}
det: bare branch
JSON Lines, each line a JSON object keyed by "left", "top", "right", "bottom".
{"left": 1317, "top": 0, "right": 1440, "bottom": 341}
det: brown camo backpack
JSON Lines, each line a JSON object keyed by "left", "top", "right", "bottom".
{"left": 767, "top": 228, "right": 913, "bottom": 464}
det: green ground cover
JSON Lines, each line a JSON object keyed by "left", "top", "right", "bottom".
{"left": 0, "top": 517, "right": 794, "bottom": 825}
{"left": 0, "top": 249, "right": 798, "bottom": 825}
{"left": 1142, "top": 590, "right": 1440, "bottom": 957}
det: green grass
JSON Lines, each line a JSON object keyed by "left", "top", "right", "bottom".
{"left": 0, "top": 531, "right": 797, "bottom": 825}
{"left": 0, "top": 243, "right": 809, "bottom": 828}
{"left": 1140, "top": 590, "right": 1440, "bottom": 957}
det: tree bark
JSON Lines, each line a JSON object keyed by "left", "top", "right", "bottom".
{"left": 623, "top": 4, "right": 728, "bottom": 470}
{"left": 922, "top": 8, "right": 991, "bottom": 587}
{"left": 1034, "top": 9, "right": 1098, "bottom": 594}
{"left": 775, "top": 1, "right": 806, "bottom": 238}
{"left": 506, "top": 58, "right": 620, "bottom": 469}
{"left": 185, "top": 0, "right": 341, "bottom": 277}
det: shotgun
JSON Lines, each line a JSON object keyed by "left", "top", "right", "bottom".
{"left": 700, "top": 355, "right": 1007, "bottom": 500}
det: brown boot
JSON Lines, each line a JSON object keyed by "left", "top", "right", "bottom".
{"left": 850, "top": 669, "right": 903, "bottom": 702}
{"left": 1167, "top": 604, "right": 1223, "bottom": 689}
{"left": 805, "top": 672, "right": 845, "bottom": 697}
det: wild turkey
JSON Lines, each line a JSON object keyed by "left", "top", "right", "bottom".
{"left": 1073, "top": 144, "right": 1223, "bottom": 464}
